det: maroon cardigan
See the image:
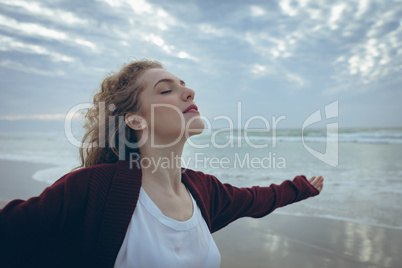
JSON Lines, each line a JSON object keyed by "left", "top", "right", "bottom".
{"left": 0, "top": 160, "right": 319, "bottom": 267}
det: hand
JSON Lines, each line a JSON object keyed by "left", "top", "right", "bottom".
{"left": 308, "top": 176, "right": 324, "bottom": 193}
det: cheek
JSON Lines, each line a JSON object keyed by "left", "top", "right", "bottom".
{"left": 149, "top": 106, "right": 184, "bottom": 125}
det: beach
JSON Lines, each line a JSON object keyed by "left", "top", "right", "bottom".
{"left": 0, "top": 160, "right": 54, "bottom": 203}
{"left": 1, "top": 159, "right": 401, "bottom": 268}
{"left": 213, "top": 215, "right": 402, "bottom": 268}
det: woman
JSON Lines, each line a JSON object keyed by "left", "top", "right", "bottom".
{"left": 0, "top": 59, "right": 324, "bottom": 268}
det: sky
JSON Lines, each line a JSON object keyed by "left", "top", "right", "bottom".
{"left": 0, "top": 0, "right": 401, "bottom": 132}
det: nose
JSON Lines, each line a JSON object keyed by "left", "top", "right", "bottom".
{"left": 182, "top": 87, "right": 195, "bottom": 101}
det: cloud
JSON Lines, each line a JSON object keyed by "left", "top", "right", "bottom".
{"left": 0, "top": 60, "right": 65, "bottom": 76}
{"left": 279, "top": 0, "right": 299, "bottom": 17}
{"left": 198, "top": 24, "right": 228, "bottom": 38}
{"left": 251, "top": 64, "right": 269, "bottom": 75}
{"left": 250, "top": 5, "right": 266, "bottom": 17}
{"left": 0, "top": 35, "right": 75, "bottom": 62}
{"left": 327, "top": 3, "right": 402, "bottom": 93}
{"left": 143, "top": 33, "right": 199, "bottom": 61}
{"left": 95, "top": 0, "right": 199, "bottom": 62}
{"left": 0, "top": 0, "right": 89, "bottom": 26}
{"left": 0, "top": 14, "right": 96, "bottom": 50}
{"left": 0, "top": 0, "right": 401, "bottom": 127}
{"left": 0, "top": 114, "right": 66, "bottom": 121}
{"left": 232, "top": 0, "right": 402, "bottom": 94}
{"left": 0, "top": 110, "right": 87, "bottom": 121}
{"left": 285, "top": 72, "right": 307, "bottom": 87}
{"left": 356, "top": 0, "right": 370, "bottom": 18}
{"left": 328, "top": 3, "right": 347, "bottom": 30}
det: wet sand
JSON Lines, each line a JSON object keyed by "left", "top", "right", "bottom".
{"left": 0, "top": 160, "right": 53, "bottom": 203}
{"left": 1, "top": 160, "right": 401, "bottom": 268}
{"left": 213, "top": 215, "right": 402, "bottom": 268}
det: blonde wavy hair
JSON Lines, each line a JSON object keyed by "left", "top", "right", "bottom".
{"left": 77, "top": 59, "right": 163, "bottom": 168}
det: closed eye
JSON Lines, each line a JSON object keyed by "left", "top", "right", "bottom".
{"left": 161, "top": 90, "right": 172, "bottom": 94}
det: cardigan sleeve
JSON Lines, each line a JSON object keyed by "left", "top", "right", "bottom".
{"left": 207, "top": 175, "right": 320, "bottom": 232}
{"left": 0, "top": 168, "right": 91, "bottom": 267}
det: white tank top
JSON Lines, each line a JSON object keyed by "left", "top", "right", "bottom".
{"left": 114, "top": 187, "right": 221, "bottom": 268}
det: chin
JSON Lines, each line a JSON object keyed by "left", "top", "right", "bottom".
{"left": 186, "top": 120, "right": 205, "bottom": 137}
{"left": 187, "top": 128, "right": 204, "bottom": 137}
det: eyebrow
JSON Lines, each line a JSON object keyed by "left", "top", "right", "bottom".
{"left": 153, "top": 78, "right": 186, "bottom": 89}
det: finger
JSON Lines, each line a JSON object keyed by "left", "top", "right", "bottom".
{"left": 308, "top": 176, "right": 316, "bottom": 183}
{"left": 318, "top": 183, "right": 324, "bottom": 191}
{"left": 314, "top": 176, "right": 324, "bottom": 184}
{"left": 317, "top": 180, "right": 324, "bottom": 191}
{"left": 318, "top": 177, "right": 324, "bottom": 184}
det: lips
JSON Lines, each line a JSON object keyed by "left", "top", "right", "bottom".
{"left": 183, "top": 104, "right": 198, "bottom": 113}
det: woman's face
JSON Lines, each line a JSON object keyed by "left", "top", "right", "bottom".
{"left": 134, "top": 68, "right": 204, "bottom": 145}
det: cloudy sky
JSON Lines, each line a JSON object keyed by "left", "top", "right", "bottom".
{"left": 0, "top": 0, "right": 401, "bottom": 132}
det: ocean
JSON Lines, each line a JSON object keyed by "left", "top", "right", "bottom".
{"left": 0, "top": 127, "right": 401, "bottom": 230}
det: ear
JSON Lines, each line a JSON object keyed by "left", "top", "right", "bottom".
{"left": 125, "top": 113, "right": 147, "bottom": 131}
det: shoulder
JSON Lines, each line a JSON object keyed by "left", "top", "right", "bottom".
{"left": 42, "top": 162, "right": 121, "bottom": 213}
{"left": 182, "top": 168, "right": 216, "bottom": 182}
{"left": 71, "top": 162, "right": 118, "bottom": 177}
{"left": 181, "top": 168, "right": 225, "bottom": 192}
{"left": 53, "top": 162, "right": 119, "bottom": 189}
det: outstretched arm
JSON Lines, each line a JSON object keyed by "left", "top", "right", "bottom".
{"left": 206, "top": 175, "right": 321, "bottom": 232}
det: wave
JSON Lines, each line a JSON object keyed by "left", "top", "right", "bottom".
{"left": 189, "top": 128, "right": 402, "bottom": 144}
{"left": 32, "top": 165, "right": 75, "bottom": 184}
{"left": 272, "top": 211, "right": 402, "bottom": 230}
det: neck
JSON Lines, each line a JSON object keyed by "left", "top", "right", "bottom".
{"left": 138, "top": 139, "right": 186, "bottom": 193}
